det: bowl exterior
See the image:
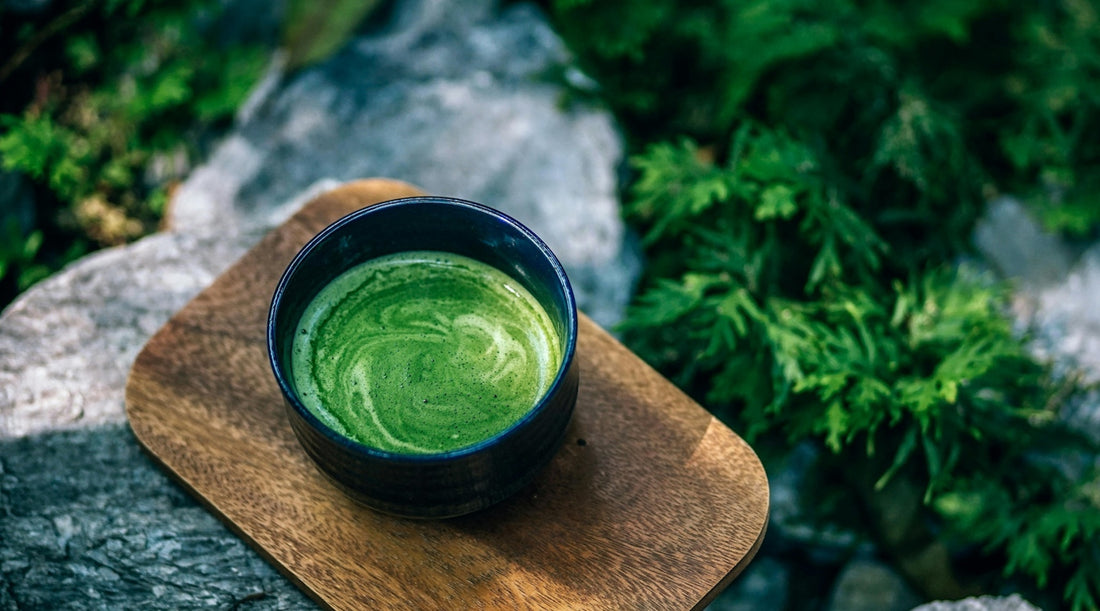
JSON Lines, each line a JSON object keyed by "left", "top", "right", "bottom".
{"left": 269, "top": 196, "right": 579, "bottom": 518}
{"left": 285, "top": 357, "right": 578, "bottom": 518}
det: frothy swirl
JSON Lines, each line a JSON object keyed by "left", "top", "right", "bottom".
{"left": 291, "top": 251, "right": 562, "bottom": 454}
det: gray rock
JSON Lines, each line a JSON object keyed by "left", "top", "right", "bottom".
{"left": 1018, "top": 246, "right": 1100, "bottom": 444}
{"left": 171, "top": 0, "right": 637, "bottom": 329}
{"left": 911, "top": 594, "right": 1041, "bottom": 611}
{"left": 973, "top": 198, "right": 1100, "bottom": 442}
{"left": 0, "top": 424, "right": 313, "bottom": 609}
{"left": 705, "top": 557, "right": 789, "bottom": 611}
{"left": 0, "top": 232, "right": 241, "bottom": 438}
{"left": 767, "top": 442, "right": 865, "bottom": 563}
{"left": 973, "top": 197, "right": 1073, "bottom": 287}
{"left": 1016, "top": 245, "right": 1100, "bottom": 380}
{"left": 828, "top": 558, "right": 924, "bottom": 611}
{"left": 0, "top": 0, "right": 635, "bottom": 439}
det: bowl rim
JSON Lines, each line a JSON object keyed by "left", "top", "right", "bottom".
{"left": 267, "top": 195, "right": 579, "bottom": 464}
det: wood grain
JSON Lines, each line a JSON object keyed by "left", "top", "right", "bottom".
{"left": 125, "top": 178, "right": 769, "bottom": 610}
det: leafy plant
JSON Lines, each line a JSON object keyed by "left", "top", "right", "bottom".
{"left": 618, "top": 127, "right": 1100, "bottom": 604}
{"left": 0, "top": 220, "right": 44, "bottom": 293}
{"left": 937, "top": 464, "right": 1100, "bottom": 610}
{"left": 0, "top": 0, "right": 269, "bottom": 306}
{"left": 545, "top": 0, "right": 1100, "bottom": 607}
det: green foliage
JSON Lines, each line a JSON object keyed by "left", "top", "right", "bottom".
{"left": 551, "top": 0, "right": 1100, "bottom": 236}
{"left": 547, "top": 0, "right": 1100, "bottom": 607}
{"left": 0, "top": 220, "right": 44, "bottom": 292}
{"left": 622, "top": 126, "right": 1099, "bottom": 608}
{"left": 0, "top": 0, "right": 268, "bottom": 304}
{"left": 1001, "top": 0, "right": 1100, "bottom": 236}
{"left": 622, "top": 129, "right": 1052, "bottom": 464}
{"left": 936, "top": 466, "right": 1100, "bottom": 610}
{"left": 0, "top": 114, "right": 86, "bottom": 200}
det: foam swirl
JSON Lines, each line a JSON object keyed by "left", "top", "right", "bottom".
{"left": 291, "top": 251, "right": 562, "bottom": 454}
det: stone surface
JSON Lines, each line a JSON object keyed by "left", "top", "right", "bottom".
{"left": 973, "top": 197, "right": 1073, "bottom": 287}
{"left": 1019, "top": 246, "right": 1100, "bottom": 444}
{"left": 827, "top": 558, "right": 923, "bottom": 611}
{"left": 0, "top": 232, "right": 243, "bottom": 438}
{"left": 973, "top": 197, "right": 1100, "bottom": 442}
{"left": 766, "top": 442, "right": 864, "bottom": 563}
{"left": 911, "top": 594, "right": 1041, "bottom": 611}
{"left": 1020, "top": 246, "right": 1100, "bottom": 383}
{"left": 0, "top": 0, "right": 635, "bottom": 440}
{"left": 170, "top": 0, "right": 636, "bottom": 330}
{"left": 0, "top": 424, "right": 312, "bottom": 609}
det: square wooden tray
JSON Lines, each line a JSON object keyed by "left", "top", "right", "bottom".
{"left": 125, "top": 179, "right": 769, "bottom": 610}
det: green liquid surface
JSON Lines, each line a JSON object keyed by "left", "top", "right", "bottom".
{"left": 291, "top": 251, "right": 562, "bottom": 454}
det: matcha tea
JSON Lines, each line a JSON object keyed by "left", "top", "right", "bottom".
{"left": 290, "top": 250, "right": 562, "bottom": 454}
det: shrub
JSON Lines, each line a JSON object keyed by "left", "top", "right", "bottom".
{"left": 546, "top": 0, "right": 1100, "bottom": 607}
{"left": 0, "top": 0, "right": 268, "bottom": 305}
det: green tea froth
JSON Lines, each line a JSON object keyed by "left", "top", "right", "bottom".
{"left": 291, "top": 250, "right": 562, "bottom": 454}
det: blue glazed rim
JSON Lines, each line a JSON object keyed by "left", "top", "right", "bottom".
{"left": 267, "top": 196, "right": 579, "bottom": 466}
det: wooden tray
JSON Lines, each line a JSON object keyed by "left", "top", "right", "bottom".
{"left": 126, "top": 179, "right": 769, "bottom": 610}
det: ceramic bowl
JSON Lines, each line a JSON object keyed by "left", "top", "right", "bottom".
{"left": 267, "top": 196, "right": 579, "bottom": 518}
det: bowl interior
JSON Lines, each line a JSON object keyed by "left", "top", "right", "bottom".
{"left": 268, "top": 197, "right": 577, "bottom": 457}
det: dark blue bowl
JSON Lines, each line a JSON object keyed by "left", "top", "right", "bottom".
{"left": 267, "top": 197, "right": 579, "bottom": 518}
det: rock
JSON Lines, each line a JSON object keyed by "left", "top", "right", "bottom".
{"left": 827, "top": 558, "right": 924, "bottom": 611}
{"left": 911, "top": 594, "right": 1042, "bottom": 611}
{"left": 0, "top": 0, "right": 635, "bottom": 439}
{"left": 170, "top": 0, "right": 637, "bottom": 329}
{"left": 973, "top": 197, "right": 1073, "bottom": 287}
{"left": 0, "top": 424, "right": 312, "bottom": 609}
{"left": 1020, "top": 246, "right": 1100, "bottom": 444}
{"left": 973, "top": 198, "right": 1100, "bottom": 442}
{"left": 0, "top": 232, "right": 242, "bottom": 438}
{"left": 705, "top": 557, "right": 789, "bottom": 611}
{"left": 766, "top": 442, "right": 864, "bottom": 563}
{"left": 1016, "top": 246, "right": 1100, "bottom": 383}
